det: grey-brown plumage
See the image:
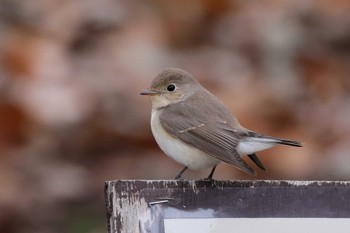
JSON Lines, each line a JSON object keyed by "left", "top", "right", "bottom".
{"left": 141, "top": 68, "right": 302, "bottom": 178}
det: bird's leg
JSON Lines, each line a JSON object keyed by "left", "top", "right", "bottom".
{"left": 174, "top": 166, "right": 188, "bottom": 179}
{"left": 206, "top": 166, "right": 217, "bottom": 180}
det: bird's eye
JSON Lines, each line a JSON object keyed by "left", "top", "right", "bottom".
{"left": 167, "top": 84, "right": 176, "bottom": 92}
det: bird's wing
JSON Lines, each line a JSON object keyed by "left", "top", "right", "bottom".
{"left": 159, "top": 102, "right": 256, "bottom": 175}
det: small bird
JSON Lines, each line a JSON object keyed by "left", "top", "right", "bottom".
{"left": 141, "top": 68, "right": 302, "bottom": 179}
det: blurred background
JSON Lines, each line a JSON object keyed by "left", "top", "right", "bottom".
{"left": 0, "top": 0, "right": 350, "bottom": 232}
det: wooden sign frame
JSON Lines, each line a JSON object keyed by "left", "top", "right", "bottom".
{"left": 105, "top": 180, "right": 350, "bottom": 233}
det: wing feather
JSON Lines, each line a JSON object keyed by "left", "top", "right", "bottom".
{"left": 159, "top": 102, "right": 255, "bottom": 175}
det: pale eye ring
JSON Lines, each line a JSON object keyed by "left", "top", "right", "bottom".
{"left": 167, "top": 84, "right": 176, "bottom": 92}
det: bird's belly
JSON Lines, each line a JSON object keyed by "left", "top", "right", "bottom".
{"left": 151, "top": 110, "right": 219, "bottom": 170}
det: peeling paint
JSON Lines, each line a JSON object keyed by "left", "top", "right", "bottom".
{"left": 105, "top": 180, "right": 350, "bottom": 233}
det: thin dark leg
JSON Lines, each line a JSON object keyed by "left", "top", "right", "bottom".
{"left": 206, "top": 166, "right": 217, "bottom": 180}
{"left": 175, "top": 166, "right": 188, "bottom": 179}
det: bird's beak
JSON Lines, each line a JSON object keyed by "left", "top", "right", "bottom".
{"left": 140, "top": 89, "right": 159, "bottom": 96}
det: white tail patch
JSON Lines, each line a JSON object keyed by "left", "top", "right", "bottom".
{"left": 236, "top": 138, "right": 279, "bottom": 155}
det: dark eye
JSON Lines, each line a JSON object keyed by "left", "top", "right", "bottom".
{"left": 167, "top": 84, "right": 176, "bottom": 92}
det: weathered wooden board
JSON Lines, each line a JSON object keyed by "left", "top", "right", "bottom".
{"left": 105, "top": 180, "right": 350, "bottom": 233}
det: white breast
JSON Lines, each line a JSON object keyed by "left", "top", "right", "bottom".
{"left": 150, "top": 109, "right": 219, "bottom": 170}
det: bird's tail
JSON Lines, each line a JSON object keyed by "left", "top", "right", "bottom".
{"left": 240, "top": 132, "right": 302, "bottom": 172}
{"left": 237, "top": 131, "right": 302, "bottom": 156}
{"left": 250, "top": 136, "right": 302, "bottom": 147}
{"left": 243, "top": 131, "right": 303, "bottom": 147}
{"left": 272, "top": 137, "right": 302, "bottom": 147}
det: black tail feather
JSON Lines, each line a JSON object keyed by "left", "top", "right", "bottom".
{"left": 276, "top": 138, "right": 303, "bottom": 147}
{"left": 243, "top": 131, "right": 303, "bottom": 147}
{"left": 247, "top": 153, "right": 267, "bottom": 172}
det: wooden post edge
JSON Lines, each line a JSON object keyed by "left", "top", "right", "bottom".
{"left": 105, "top": 180, "right": 350, "bottom": 233}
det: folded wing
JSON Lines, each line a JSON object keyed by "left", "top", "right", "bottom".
{"left": 159, "top": 102, "right": 256, "bottom": 175}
